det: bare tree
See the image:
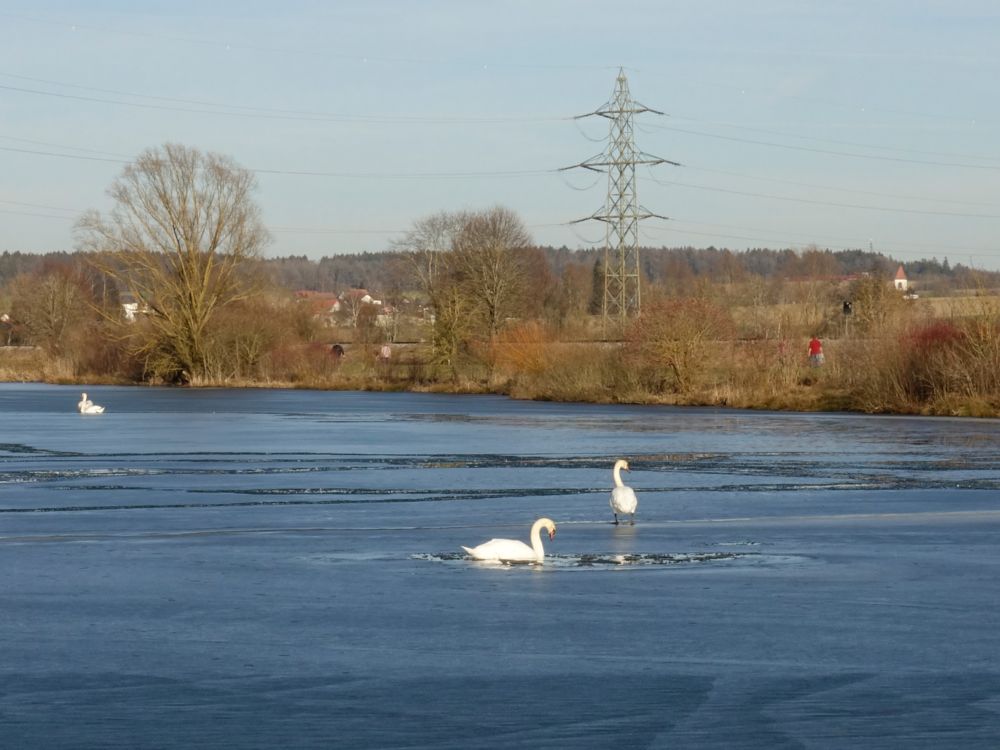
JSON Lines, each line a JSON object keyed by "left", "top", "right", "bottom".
{"left": 397, "top": 207, "right": 533, "bottom": 378}
{"left": 450, "top": 206, "right": 532, "bottom": 342}
{"left": 339, "top": 290, "right": 370, "bottom": 329}
{"left": 626, "top": 298, "right": 735, "bottom": 394}
{"left": 392, "top": 210, "right": 470, "bottom": 297}
{"left": 8, "top": 267, "right": 89, "bottom": 355}
{"left": 75, "top": 143, "right": 269, "bottom": 382}
{"left": 394, "top": 211, "right": 472, "bottom": 378}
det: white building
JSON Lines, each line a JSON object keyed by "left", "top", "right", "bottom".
{"left": 893, "top": 265, "right": 908, "bottom": 291}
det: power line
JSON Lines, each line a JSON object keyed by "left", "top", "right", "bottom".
{"left": 674, "top": 74, "right": 993, "bottom": 126}
{"left": 645, "top": 174, "right": 1000, "bottom": 220}
{"left": 648, "top": 122, "right": 1000, "bottom": 171}
{"left": 0, "top": 134, "right": 132, "bottom": 159}
{"left": 666, "top": 116, "right": 1000, "bottom": 164}
{"left": 4, "top": 135, "right": 996, "bottom": 220}
{"left": 680, "top": 164, "right": 1000, "bottom": 209}
{"left": 0, "top": 198, "right": 80, "bottom": 214}
{"left": 0, "top": 81, "right": 571, "bottom": 125}
{"left": 5, "top": 11, "right": 994, "bottom": 128}
{"left": 645, "top": 218, "right": 1000, "bottom": 257}
{"left": 0, "top": 145, "right": 128, "bottom": 165}
{"left": 268, "top": 225, "right": 403, "bottom": 235}
{"left": 253, "top": 166, "right": 553, "bottom": 179}
{"left": 0, "top": 12, "right": 619, "bottom": 72}
{"left": 0, "top": 79, "right": 570, "bottom": 125}
{"left": 0, "top": 207, "right": 76, "bottom": 220}
{"left": 0, "top": 143, "right": 555, "bottom": 179}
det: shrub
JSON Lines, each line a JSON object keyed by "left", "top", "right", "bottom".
{"left": 491, "top": 321, "right": 554, "bottom": 378}
{"left": 506, "top": 342, "right": 629, "bottom": 402}
{"left": 624, "top": 298, "right": 735, "bottom": 394}
{"left": 841, "top": 316, "right": 1000, "bottom": 413}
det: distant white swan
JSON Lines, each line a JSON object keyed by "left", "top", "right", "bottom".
{"left": 462, "top": 517, "right": 556, "bottom": 563}
{"left": 610, "top": 459, "right": 638, "bottom": 525}
{"left": 77, "top": 392, "right": 105, "bottom": 415}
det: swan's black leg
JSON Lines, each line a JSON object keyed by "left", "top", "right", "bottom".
{"left": 629, "top": 514, "right": 635, "bottom": 526}
{"left": 613, "top": 513, "right": 619, "bottom": 525}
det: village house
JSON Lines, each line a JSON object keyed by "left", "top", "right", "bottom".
{"left": 294, "top": 290, "right": 341, "bottom": 326}
{"left": 120, "top": 292, "right": 150, "bottom": 322}
{"left": 340, "top": 289, "right": 381, "bottom": 307}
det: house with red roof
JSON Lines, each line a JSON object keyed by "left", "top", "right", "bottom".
{"left": 294, "top": 290, "right": 341, "bottom": 325}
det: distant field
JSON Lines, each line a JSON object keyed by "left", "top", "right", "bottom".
{"left": 922, "top": 294, "right": 1000, "bottom": 316}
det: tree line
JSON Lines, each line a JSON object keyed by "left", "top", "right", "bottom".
{"left": 3, "top": 242, "right": 989, "bottom": 300}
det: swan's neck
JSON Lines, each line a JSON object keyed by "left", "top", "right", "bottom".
{"left": 613, "top": 462, "right": 625, "bottom": 487}
{"left": 529, "top": 519, "right": 547, "bottom": 561}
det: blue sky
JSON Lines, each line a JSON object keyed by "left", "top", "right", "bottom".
{"left": 2, "top": 1, "right": 1000, "bottom": 268}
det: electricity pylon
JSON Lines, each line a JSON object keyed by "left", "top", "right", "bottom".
{"left": 566, "top": 68, "right": 677, "bottom": 330}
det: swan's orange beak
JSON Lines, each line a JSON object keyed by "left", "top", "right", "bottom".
{"left": 548, "top": 528, "right": 556, "bottom": 540}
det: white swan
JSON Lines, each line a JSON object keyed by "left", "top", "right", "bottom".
{"left": 77, "top": 392, "right": 105, "bottom": 415}
{"left": 610, "top": 459, "right": 638, "bottom": 525}
{"left": 462, "top": 517, "right": 556, "bottom": 563}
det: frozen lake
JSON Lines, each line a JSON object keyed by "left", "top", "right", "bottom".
{"left": 2, "top": 383, "right": 999, "bottom": 748}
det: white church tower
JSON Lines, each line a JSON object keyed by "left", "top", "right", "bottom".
{"left": 894, "top": 265, "right": 908, "bottom": 291}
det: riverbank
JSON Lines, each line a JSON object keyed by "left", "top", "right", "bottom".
{"left": 5, "top": 340, "right": 998, "bottom": 418}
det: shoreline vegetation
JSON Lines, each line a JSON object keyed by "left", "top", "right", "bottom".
{"left": 4, "top": 256, "right": 1000, "bottom": 419}
{"left": 4, "top": 252, "right": 1000, "bottom": 418}
{"left": 4, "top": 318, "right": 1000, "bottom": 418}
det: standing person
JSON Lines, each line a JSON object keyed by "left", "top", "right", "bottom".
{"left": 808, "top": 335, "right": 825, "bottom": 367}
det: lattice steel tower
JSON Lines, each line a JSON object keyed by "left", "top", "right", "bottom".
{"left": 569, "top": 69, "right": 677, "bottom": 328}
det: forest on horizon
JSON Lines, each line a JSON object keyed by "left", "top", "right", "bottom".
{"left": 1, "top": 245, "right": 995, "bottom": 299}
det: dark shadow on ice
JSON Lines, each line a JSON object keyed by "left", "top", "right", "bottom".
{"left": 415, "top": 551, "right": 749, "bottom": 569}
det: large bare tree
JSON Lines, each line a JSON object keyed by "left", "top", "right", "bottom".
{"left": 398, "top": 207, "right": 532, "bottom": 378}
{"left": 450, "top": 206, "right": 532, "bottom": 342}
{"left": 76, "top": 143, "right": 270, "bottom": 382}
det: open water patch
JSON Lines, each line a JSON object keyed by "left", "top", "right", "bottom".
{"left": 3, "top": 449, "right": 997, "bottom": 494}
{"left": 0, "top": 443, "right": 80, "bottom": 457}
{"left": 412, "top": 550, "right": 773, "bottom": 570}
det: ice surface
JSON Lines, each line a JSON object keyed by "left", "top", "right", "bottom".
{"left": 2, "top": 383, "right": 1000, "bottom": 747}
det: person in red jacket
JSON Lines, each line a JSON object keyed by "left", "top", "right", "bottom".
{"left": 808, "top": 336, "right": 825, "bottom": 367}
